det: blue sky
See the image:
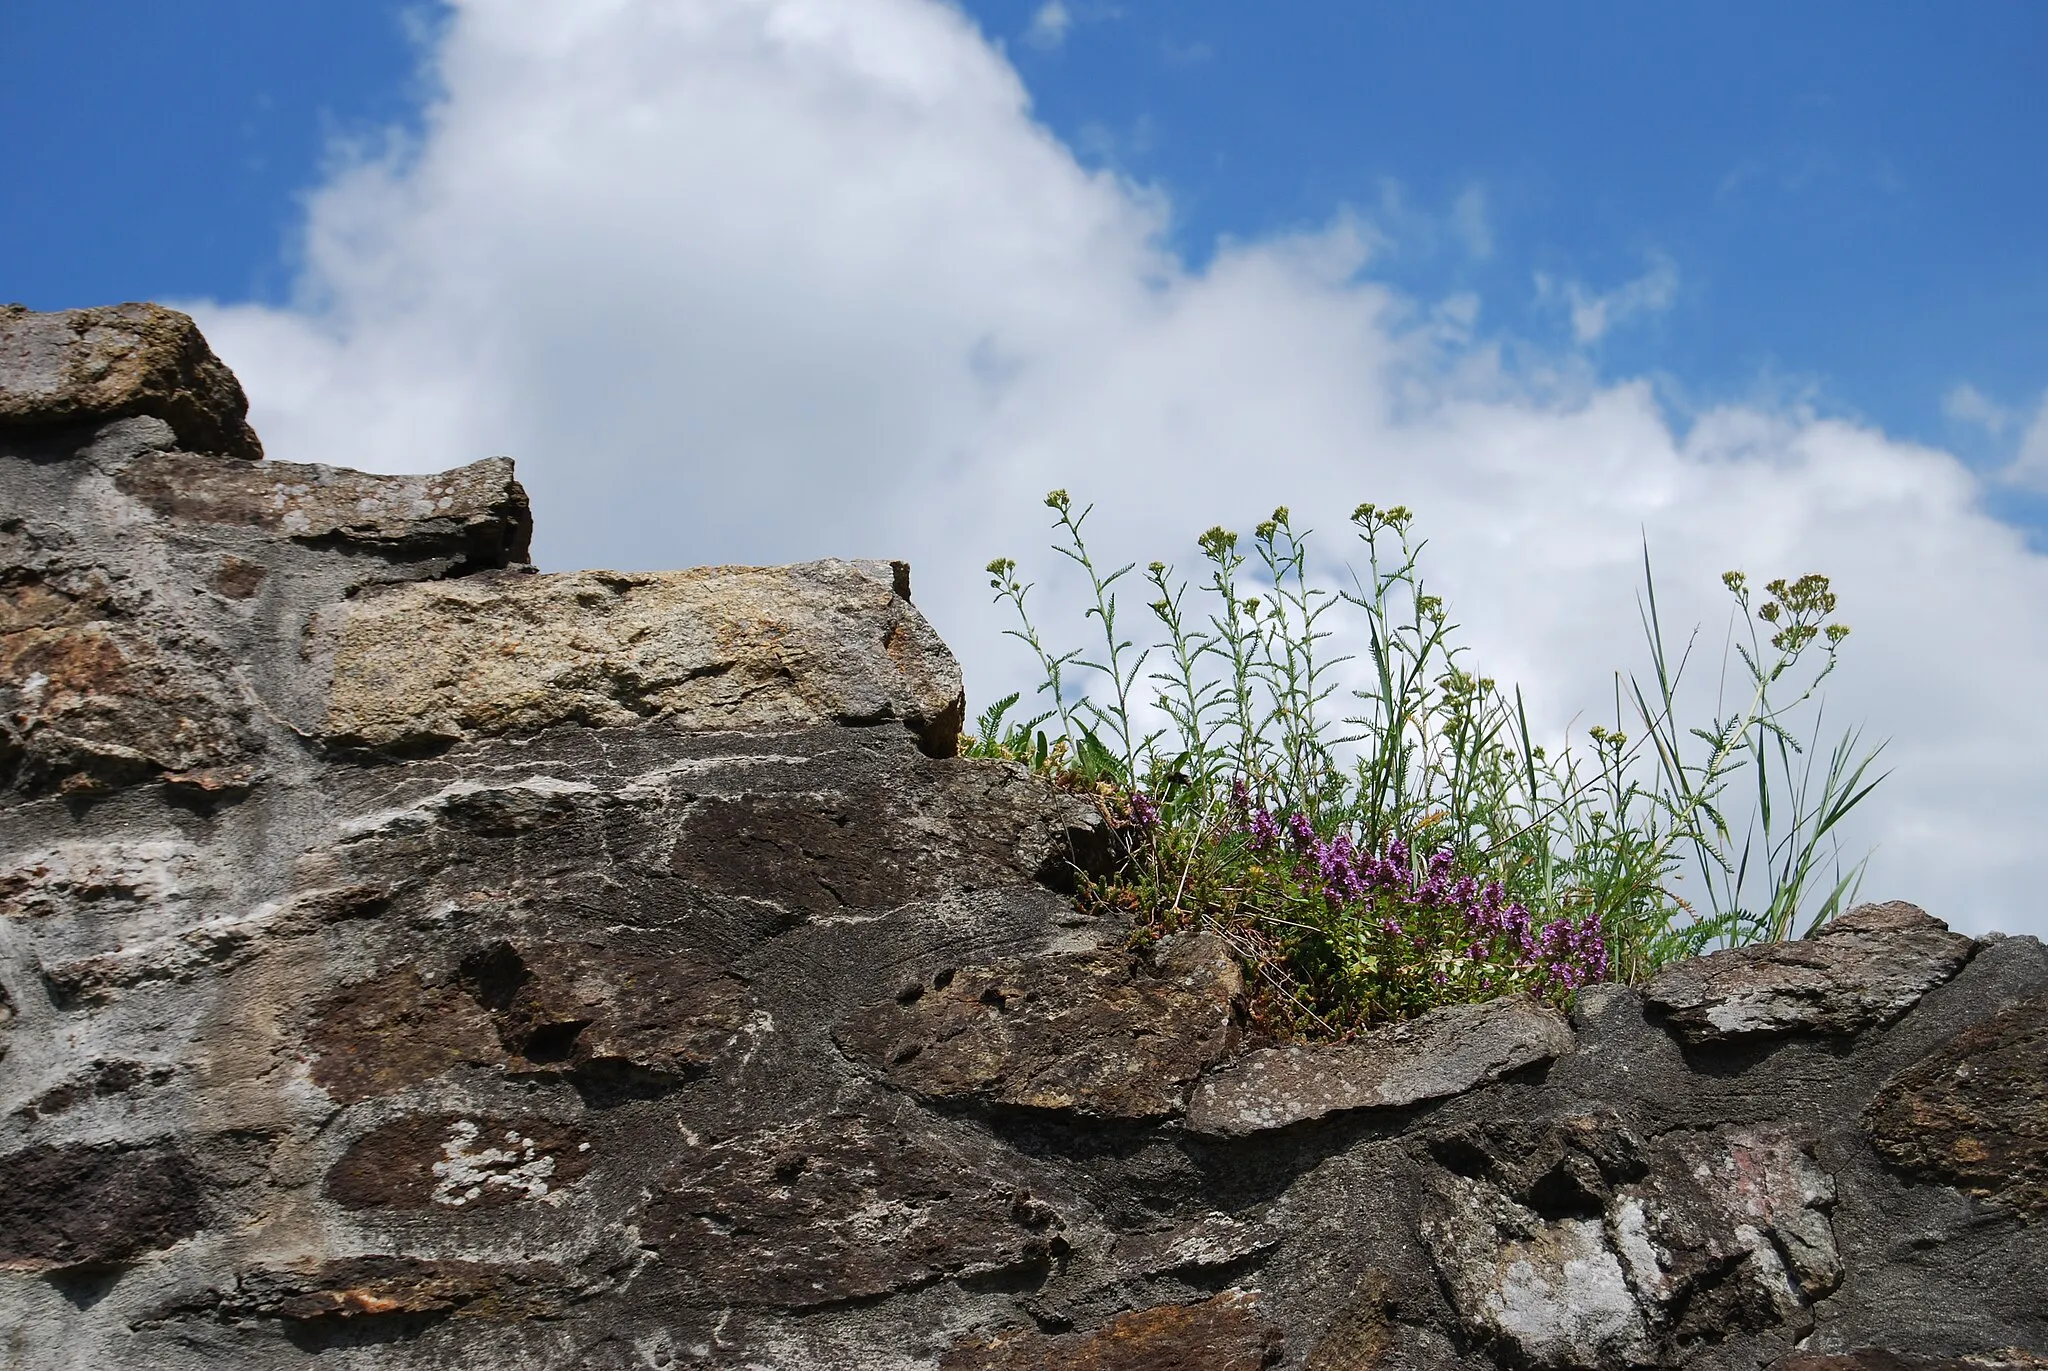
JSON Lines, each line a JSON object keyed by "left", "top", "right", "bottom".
{"left": 5, "top": 1, "right": 2048, "bottom": 934}
{"left": 6, "top": 2, "right": 2044, "bottom": 513}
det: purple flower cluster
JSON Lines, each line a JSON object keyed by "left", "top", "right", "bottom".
{"left": 1230, "top": 793, "right": 1609, "bottom": 994}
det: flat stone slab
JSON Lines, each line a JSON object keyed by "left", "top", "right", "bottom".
{"left": 318, "top": 559, "right": 965, "bottom": 757}
{"left": 115, "top": 450, "right": 530, "bottom": 567}
{"left": 839, "top": 933, "right": 1242, "bottom": 1120}
{"left": 1185, "top": 996, "right": 1573, "bottom": 1138}
{"left": 0, "top": 302, "right": 260, "bottom": 459}
{"left": 1642, "top": 902, "right": 1974, "bottom": 1044}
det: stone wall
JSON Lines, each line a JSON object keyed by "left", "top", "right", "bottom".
{"left": 1, "top": 304, "right": 2043, "bottom": 1370}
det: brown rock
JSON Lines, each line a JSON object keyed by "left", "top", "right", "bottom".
{"left": 1641, "top": 902, "right": 1973, "bottom": 1044}
{"left": 326, "top": 1114, "right": 593, "bottom": 1211}
{"left": 115, "top": 450, "right": 531, "bottom": 569}
{"left": 153, "top": 1256, "right": 569, "bottom": 1324}
{"left": 318, "top": 561, "right": 965, "bottom": 757}
{"left": 941, "top": 1290, "right": 1284, "bottom": 1371}
{"left": 838, "top": 933, "right": 1242, "bottom": 1120}
{"left": 305, "top": 969, "right": 504, "bottom": 1104}
{"left": 1864, "top": 997, "right": 2048, "bottom": 1213}
{"left": 211, "top": 555, "right": 268, "bottom": 599}
{"left": 646, "top": 1115, "right": 1068, "bottom": 1309}
{"left": 267, "top": 1257, "right": 565, "bottom": 1323}
{"left": 1186, "top": 997, "right": 1573, "bottom": 1138}
{"left": 0, "top": 562, "right": 256, "bottom": 795}
{"left": 456, "top": 939, "right": 751, "bottom": 1081}
{"left": 0, "top": 1142, "right": 207, "bottom": 1269}
{"left": 0, "top": 302, "right": 261, "bottom": 458}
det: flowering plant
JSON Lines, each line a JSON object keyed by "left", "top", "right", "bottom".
{"left": 974, "top": 492, "right": 1882, "bottom": 1037}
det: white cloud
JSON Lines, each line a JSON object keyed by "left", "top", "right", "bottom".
{"left": 1449, "top": 185, "right": 1492, "bottom": 260}
{"left": 1942, "top": 383, "right": 2048, "bottom": 489}
{"left": 1538, "top": 255, "right": 1680, "bottom": 345}
{"left": 1942, "top": 381, "right": 2008, "bottom": 433}
{"left": 194, "top": 0, "right": 2048, "bottom": 938}
{"left": 1025, "top": 2, "right": 1071, "bottom": 49}
{"left": 2006, "top": 394, "right": 2048, "bottom": 491}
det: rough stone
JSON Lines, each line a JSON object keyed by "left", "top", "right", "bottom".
{"left": 305, "top": 944, "right": 749, "bottom": 1104}
{"left": 151, "top": 1257, "right": 570, "bottom": 1325}
{"left": 644, "top": 1115, "right": 1070, "bottom": 1309}
{"left": 457, "top": 939, "right": 752, "bottom": 1082}
{"left": 114, "top": 450, "right": 531, "bottom": 568}
{"left": 325, "top": 1114, "right": 594, "bottom": 1211}
{"left": 940, "top": 1290, "right": 1284, "bottom": 1370}
{"left": 0, "top": 1142, "right": 207, "bottom": 1269}
{"left": 317, "top": 561, "right": 965, "bottom": 757}
{"left": 305, "top": 970, "right": 505, "bottom": 1104}
{"left": 1865, "top": 997, "right": 2048, "bottom": 1213}
{"left": 838, "top": 933, "right": 1242, "bottom": 1119}
{"left": 0, "top": 559, "right": 257, "bottom": 796}
{"left": 1421, "top": 1171, "right": 1651, "bottom": 1369}
{"left": 1418, "top": 1114, "right": 1841, "bottom": 1365}
{"left": 1186, "top": 996, "right": 1573, "bottom": 1137}
{"left": 0, "top": 302, "right": 261, "bottom": 458}
{"left": 1641, "top": 901, "right": 1974, "bottom": 1044}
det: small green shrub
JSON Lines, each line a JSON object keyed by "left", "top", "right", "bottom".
{"left": 974, "top": 491, "right": 1886, "bottom": 1038}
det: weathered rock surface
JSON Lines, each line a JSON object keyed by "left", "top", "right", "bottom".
{"left": 1642, "top": 901, "right": 1974, "bottom": 1043}
{"left": 1865, "top": 997, "right": 2048, "bottom": 1213}
{"left": 0, "top": 302, "right": 261, "bottom": 459}
{"left": 2, "top": 306, "right": 2043, "bottom": 1369}
{"left": 840, "top": 933, "right": 1242, "bottom": 1119}
{"left": 1186, "top": 996, "right": 1572, "bottom": 1137}
{"left": 114, "top": 448, "right": 531, "bottom": 567}
{"left": 318, "top": 560, "right": 965, "bottom": 757}
{"left": 941, "top": 1289, "right": 1284, "bottom": 1370}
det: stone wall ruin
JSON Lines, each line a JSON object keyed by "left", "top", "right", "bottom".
{"left": 1, "top": 303, "right": 2044, "bottom": 1370}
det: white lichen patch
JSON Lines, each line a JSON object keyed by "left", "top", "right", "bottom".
{"left": 431, "top": 1119, "right": 562, "bottom": 1208}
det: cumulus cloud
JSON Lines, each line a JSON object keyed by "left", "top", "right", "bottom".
{"left": 194, "top": 0, "right": 2048, "bottom": 936}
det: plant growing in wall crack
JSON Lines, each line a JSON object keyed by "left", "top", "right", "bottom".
{"left": 974, "top": 491, "right": 1887, "bottom": 1037}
